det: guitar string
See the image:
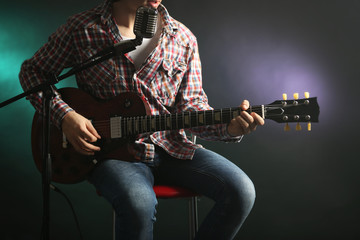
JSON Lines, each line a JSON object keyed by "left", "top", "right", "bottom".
{"left": 89, "top": 102, "right": 301, "bottom": 128}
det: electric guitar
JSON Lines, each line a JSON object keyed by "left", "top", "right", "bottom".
{"left": 31, "top": 88, "right": 320, "bottom": 184}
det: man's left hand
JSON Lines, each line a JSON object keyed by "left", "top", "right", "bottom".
{"left": 227, "top": 100, "right": 265, "bottom": 136}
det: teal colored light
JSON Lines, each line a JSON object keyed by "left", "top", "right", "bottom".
{"left": 0, "top": 28, "right": 21, "bottom": 79}
{"left": 0, "top": 20, "right": 40, "bottom": 96}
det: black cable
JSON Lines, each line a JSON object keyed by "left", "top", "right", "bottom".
{"left": 50, "top": 184, "right": 84, "bottom": 240}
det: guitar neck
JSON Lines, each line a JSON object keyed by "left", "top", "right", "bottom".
{"left": 110, "top": 106, "right": 265, "bottom": 138}
{"left": 108, "top": 95, "right": 320, "bottom": 139}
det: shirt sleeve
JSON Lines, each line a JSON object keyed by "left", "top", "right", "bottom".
{"left": 19, "top": 20, "right": 76, "bottom": 128}
{"left": 174, "top": 38, "right": 242, "bottom": 143}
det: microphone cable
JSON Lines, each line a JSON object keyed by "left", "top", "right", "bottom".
{"left": 41, "top": 184, "right": 84, "bottom": 240}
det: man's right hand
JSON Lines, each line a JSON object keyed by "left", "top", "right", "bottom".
{"left": 61, "top": 111, "right": 101, "bottom": 155}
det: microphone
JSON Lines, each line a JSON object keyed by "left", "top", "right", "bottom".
{"left": 133, "top": 6, "right": 158, "bottom": 38}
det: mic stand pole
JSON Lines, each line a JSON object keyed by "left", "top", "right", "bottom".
{"left": 41, "top": 81, "right": 56, "bottom": 240}
{"left": 0, "top": 36, "right": 143, "bottom": 240}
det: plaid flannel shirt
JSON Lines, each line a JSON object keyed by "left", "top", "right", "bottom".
{"left": 19, "top": 0, "right": 241, "bottom": 161}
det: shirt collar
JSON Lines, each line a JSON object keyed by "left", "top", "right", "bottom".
{"left": 96, "top": 0, "right": 113, "bottom": 25}
{"left": 157, "top": 4, "right": 179, "bottom": 36}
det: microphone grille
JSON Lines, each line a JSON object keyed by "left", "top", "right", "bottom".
{"left": 134, "top": 7, "right": 158, "bottom": 38}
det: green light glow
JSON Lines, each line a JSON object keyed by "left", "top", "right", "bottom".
{"left": 0, "top": 20, "right": 40, "bottom": 96}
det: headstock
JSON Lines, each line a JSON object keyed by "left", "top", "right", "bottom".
{"left": 265, "top": 92, "right": 320, "bottom": 131}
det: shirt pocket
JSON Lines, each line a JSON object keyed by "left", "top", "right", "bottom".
{"left": 152, "top": 58, "right": 187, "bottom": 107}
{"left": 76, "top": 43, "right": 117, "bottom": 87}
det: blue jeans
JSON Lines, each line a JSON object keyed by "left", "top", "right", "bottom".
{"left": 88, "top": 147, "right": 255, "bottom": 240}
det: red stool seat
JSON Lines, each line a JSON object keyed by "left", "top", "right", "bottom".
{"left": 153, "top": 185, "right": 199, "bottom": 198}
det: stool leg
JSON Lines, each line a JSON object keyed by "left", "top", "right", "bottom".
{"left": 188, "top": 196, "right": 199, "bottom": 240}
{"left": 189, "top": 134, "right": 198, "bottom": 240}
{"left": 113, "top": 210, "right": 116, "bottom": 240}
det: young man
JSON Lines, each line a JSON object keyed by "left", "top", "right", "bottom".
{"left": 19, "top": 0, "right": 264, "bottom": 239}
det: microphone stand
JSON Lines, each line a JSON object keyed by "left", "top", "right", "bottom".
{"left": 0, "top": 36, "right": 143, "bottom": 240}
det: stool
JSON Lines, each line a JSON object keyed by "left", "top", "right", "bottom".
{"left": 111, "top": 135, "right": 200, "bottom": 239}
{"left": 153, "top": 185, "right": 199, "bottom": 240}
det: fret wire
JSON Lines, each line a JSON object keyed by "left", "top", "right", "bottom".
{"left": 205, "top": 110, "right": 212, "bottom": 126}
{"left": 126, "top": 117, "right": 130, "bottom": 136}
{"left": 181, "top": 112, "right": 184, "bottom": 129}
{"left": 172, "top": 113, "right": 176, "bottom": 130}
{"left": 144, "top": 116, "right": 148, "bottom": 133}
{"left": 195, "top": 111, "right": 198, "bottom": 127}
{"left": 132, "top": 117, "right": 135, "bottom": 135}
{"left": 153, "top": 116, "right": 156, "bottom": 131}
{"left": 135, "top": 117, "right": 138, "bottom": 134}
{"left": 150, "top": 116, "right": 153, "bottom": 132}
{"left": 212, "top": 110, "right": 214, "bottom": 125}
{"left": 198, "top": 111, "right": 204, "bottom": 126}
{"left": 228, "top": 107, "right": 232, "bottom": 123}
{"left": 154, "top": 115, "right": 157, "bottom": 131}
{"left": 139, "top": 116, "right": 142, "bottom": 133}
{"left": 125, "top": 118, "right": 128, "bottom": 137}
{"left": 124, "top": 118, "right": 127, "bottom": 136}
{"left": 164, "top": 114, "right": 167, "bottom": 130}
{"left": 155, "top": 115, "right": 159, "bottom": 131}
{"left": 160, "top": 115, "right": 164, "bottom": 131}
{"left": 183, "top": 112, "right": 187, "bottom": 128}
{"left": 133, "top": 117, "right": 135, "bottom": 134}
{"left": 161, "top": 114, "right": 164, "bottom": 131}
{"left": 184, "top": 112, "right": 186, "bottom": 128}
{"left": 203, "top": 110, "right": 206, "bottom": 126}
{"left": 230, "top": 108, "right": 235, "bottom": 122}
{"left": 188, "top": 112, "right": 191, "bottom": 128}
{"left": 151, "top": 116, "right": 156, "bottom": 132}
{"left": 138, "top": 116, "right": 141, "bottom": 134}
{"left": 176, "top": 113, "right": 179, "bottom": 129}
{"left": 130, "top": 117, "right": 133, "bottom": 135}
{"left": 220, "top": 109, "right": 223, "bottom": 124}
{"left": 131, "top": 117, "right": 134, "bottom": 135}
{"left": 169, "top": 114, "right": 172, "bottom": 130}
{"left": 160, "top": 114, "right": 164, "bottom": 131}
{"left": 121, "top": 118, "right": 125, "bottom": 137}
{"left": 159, "top": 115, "right": 163, "bottom": 130}
{"left": 142, "top": 116, "right": 146, "bottom": 133}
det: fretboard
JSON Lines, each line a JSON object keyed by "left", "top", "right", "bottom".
{"left": 109, "top": 106, "right": 265, "bottom": 138}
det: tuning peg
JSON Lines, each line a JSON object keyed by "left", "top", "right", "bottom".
{"left": 304, "top": 92, "right": 311, "bottom": 131}
{"left": 293, "top": 93, "right": 299, "bottom": 100}
{"left": 282, "top": 93, "right": 287, "bottom": 100}
{"left": 307, "top": 122, "right": 311, "bottom": 131}
{"left": 296, "top": 122, "right": 302, "bottom": 131}
{"left": 284, "top": 123, "right": 290, "bottom": 131}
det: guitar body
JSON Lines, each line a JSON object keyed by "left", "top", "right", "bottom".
{"left": 31, "top": 88, "right": 150, "bottom": 184}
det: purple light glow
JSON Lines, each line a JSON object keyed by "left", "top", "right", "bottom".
{"left": 225, "top": 44, "right": 330, "bottom": 102}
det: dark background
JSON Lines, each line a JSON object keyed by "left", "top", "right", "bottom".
{"left": 1, "top": 0, "right": 359, "bottom": 239}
